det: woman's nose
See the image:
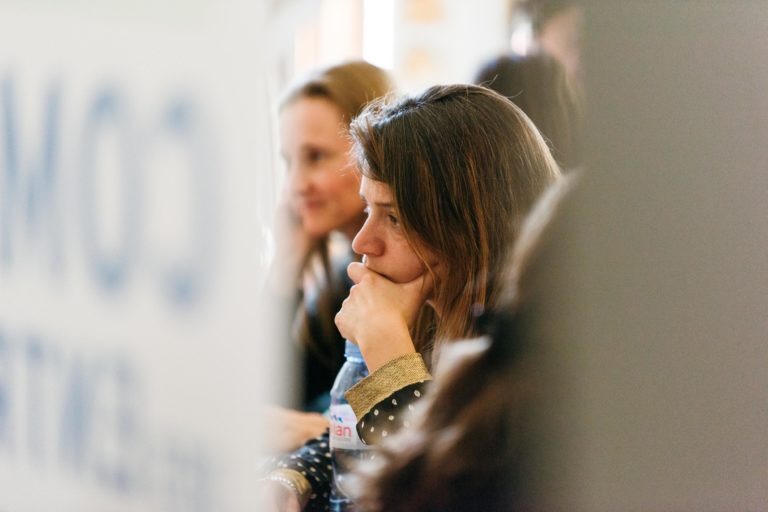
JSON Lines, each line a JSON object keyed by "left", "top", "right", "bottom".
{"left": 352, "top": 220, "right": 383, "bottom": 257}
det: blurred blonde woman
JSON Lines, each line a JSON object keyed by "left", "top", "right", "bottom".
{"left": 267, "top": 61, "right": 395, "bottom": 450}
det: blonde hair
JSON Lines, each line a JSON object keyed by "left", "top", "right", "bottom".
{"left": 281, "top": 60, "right": 395, "bottom": 123}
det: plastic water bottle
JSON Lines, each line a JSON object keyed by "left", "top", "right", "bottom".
{"left": 329, "top": 340, "right": 371, "bottom": 511}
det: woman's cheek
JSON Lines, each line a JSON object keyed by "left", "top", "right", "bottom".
{"left": 389, "top": 258, "right": 427, "bottom": 284}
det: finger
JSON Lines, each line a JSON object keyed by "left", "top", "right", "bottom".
{"left": 298, "top": 413, "right": 329, "bottom": 431}
{"left": 307, "top": 416, "right": 330, "bottom": 430}
{"left": 347, "top": 261, "right": 367, "bottom": 284}
{"left": 334, "top": 308, "right": 350, "bottom": 341}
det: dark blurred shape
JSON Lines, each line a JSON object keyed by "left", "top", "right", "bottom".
{"left": 474, "top": 53, "right": 582, "bottom": 169}
{"left": 525, "top": 0, "right": 583, "bottom": 83}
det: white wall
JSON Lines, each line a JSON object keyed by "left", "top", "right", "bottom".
{"left": 391, "top": 0, "right": 512, "bottom": 91}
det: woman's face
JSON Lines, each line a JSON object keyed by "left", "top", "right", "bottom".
{"left": 280, "top": 97, "right": 365, "bottom": 239}
{"left": 352, "top": 177, "right": 438, "bottom": 284}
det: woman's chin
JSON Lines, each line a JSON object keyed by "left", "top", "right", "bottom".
{"left": 301, "top": 220, "right": 333, "bottom": 239}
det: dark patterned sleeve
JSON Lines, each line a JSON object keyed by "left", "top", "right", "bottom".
{"left": 344, "top": 353, "right": 432, "bottom": 445}
{"left": 267, "top": 430, "right": 333, "bottom": 511}
{"left": 356, "top": 381, "right": 428, "bottom": 444}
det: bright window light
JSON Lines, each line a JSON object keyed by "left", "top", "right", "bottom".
{"left": 363, "top": 0, "right": 394, "bottom": 69}
{"left": 510, "top": 17, "right": 534, "bottom": 56}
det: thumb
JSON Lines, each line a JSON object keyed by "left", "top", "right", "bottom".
{"left": 346, "top": 262, "right": 367, "bottom": 284}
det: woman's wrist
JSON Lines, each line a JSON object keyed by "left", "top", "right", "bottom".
{"left": 358, "top": 322, "right": 415, "bottom": 373}
{"left": 262, "top": 469, "right": 312, "bottom": 508}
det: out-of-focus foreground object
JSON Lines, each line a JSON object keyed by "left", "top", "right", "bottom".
{"left": 0, "top": 1, "right": 282, "bottom": 510}
{"left": 529, "top": 1, "right": 768, "bottom": 509}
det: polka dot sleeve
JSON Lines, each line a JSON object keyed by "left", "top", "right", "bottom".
{"left": 356, "top": 381, "right": 427, "bottom": 445}
{"left": 269, "top": 430, "right": 333, "bottom": 512}
{"left": 342, "top": 352, "right": 432, "bottom": 446}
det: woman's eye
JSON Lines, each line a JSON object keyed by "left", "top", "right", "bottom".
{"left": 307, "top": 149, "right": 325, "bottom": 163}
{"left": 388, "top": 214, "right": 400, "bottom": 226}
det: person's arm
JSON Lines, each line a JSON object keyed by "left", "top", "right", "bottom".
{"left": 345, "top": 353, "right": 431, "bottom": 444}
{"left": 334, "top": 262, "right": 435, "bottom": 444}
{"left": 334, "top": 262, "right": 432, "bottom": 373}
{"left": 266, "top": 199, "right": 318, "bottom": 297}
{"left": 259, "top": 469, "right": 308, "bottom": 512}
{"left": 263, "top": 430, "right": 333, "bottom": 511}
{"left": 262, "top": 406, "right": 330, "bottom": 452}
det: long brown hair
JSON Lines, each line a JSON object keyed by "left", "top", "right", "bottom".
{"left": 355, "top": 174, "right": 578, "bottom": 512}
{"left": 350, "top": 84, "right": 560, "bottom": 358}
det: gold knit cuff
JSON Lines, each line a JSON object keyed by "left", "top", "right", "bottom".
{"left": 345, "top": 353, "right": 432, "bottom": 420}
{"left": 265, "top": 468, "right": 312, "bottom": 507}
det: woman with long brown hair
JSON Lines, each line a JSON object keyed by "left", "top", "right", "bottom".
{"left": 354, "top": 174, "right": 577, "bottom": 512}
{"left": 264, "top": 84, "right": 560, "bottom": 511}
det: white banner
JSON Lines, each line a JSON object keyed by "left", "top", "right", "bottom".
{"left": 0, "top": 2, "right": 279, "bottom": 510}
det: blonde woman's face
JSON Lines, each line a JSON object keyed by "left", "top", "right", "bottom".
{"left": 352, "top": 177, "right": 438, "bottom": 284}
{"left": 280, "top": 97, "right": 365, "bottom": 239}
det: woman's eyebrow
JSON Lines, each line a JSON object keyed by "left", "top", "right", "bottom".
{"left": 359, "top": 195, "right": 393, "bottom": 208}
